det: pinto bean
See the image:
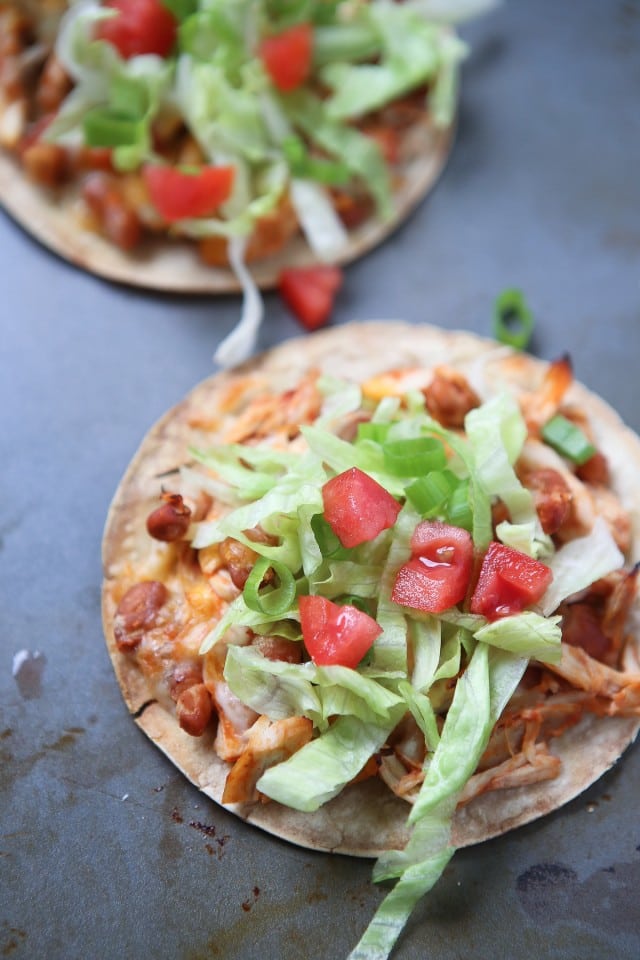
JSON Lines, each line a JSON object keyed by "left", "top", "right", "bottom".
{"left": 219, "top": 537, "right": 261, "bottom": 590}
{"left": 71, "top": 146, "right": 114, "bottom": 173}
{"left": 576, "top": 451, "right": 610, "bottom": 486}
{"left": 21, "top": 140, "right": 67, "bottom": 187}
{"left": 113, "top": 581, "right": 168, "bottom": 652}
{"left": 423, "top": 367, "right": 480, "bottom": 429}
{"left": 245, "top": 526, "right": 278, "bottom": 547}
{"left": 252, "top": 635, "right": 303, "bottom": 664}
{"left": 176, "top": 683, "right": 213, "bottom": 737}
{"left": 519, "top": 467, "right": 573, "bottom": 535}
{"left": 168, "top": 661, "right": 203, "bottom": 702}
{"left": 146, "top": 493, "right": 192, "bottom": 542}
{"left": 82, "top": 172, "right": 142, "bottom": 251}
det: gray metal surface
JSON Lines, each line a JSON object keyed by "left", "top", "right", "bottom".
{"left": 2, "top": 1, "right": 639, "bottom": 958}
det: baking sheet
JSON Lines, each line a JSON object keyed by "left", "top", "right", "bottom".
{"left": 2, "top": 2, "right": 640, "bottom": 958}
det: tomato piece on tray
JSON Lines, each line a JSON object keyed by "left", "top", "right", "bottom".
{"left": 470, "top": 541, "right": 553, "bottom": 621}
{"left": 279, "top": 265, "right": 343, "bottom": 331}
{"left": 97, "top": 0, "right": 177, "bottom": 59}
{"left": 392, "top": 521, "right": 474, "bottom": 613}
{"left": 322, "top": 467, "right": 401, "bottom": 548}
{"left": 143, "top": 165, "right": 235, "bottom": 222}
{"left": 260, "top": 23, "right": 313, "bottom": 92}
{"left": 299, "top": 595, "right": 382, "bottom": 668}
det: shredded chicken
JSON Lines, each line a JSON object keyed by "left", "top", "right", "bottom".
{"left": 520, "top": 355, "right": 574, "bottom": 433}
{"left": 222, "top": 715, "right": 313, "bottom": 804}
{"left": 459, "top": 744, "right": 562, "bottom": 805}
{"left": 222, "top": 372, "right": 323, "bottom": 444}
{"left": 545, "top": 643, "right": 640, "bottom": 715}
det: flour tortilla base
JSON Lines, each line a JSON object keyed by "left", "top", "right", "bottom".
{"left": 0, "top": 117, "right": 453, "bottom": 294}
{"left": 101, "top": 322, "right": 640, "bottom": 857}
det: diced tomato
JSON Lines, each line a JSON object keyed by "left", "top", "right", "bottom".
{"left": 470, "top": 541, "right": 553, "bottom": 621}
{"left": 278, "top": 264, "right": 342, "bottom": 330}
{"left": 143, "top": 165, "right": 235, "bottom": 222}
{"left": 322, "top": 467, "right": 401, "bottom": 549}
{"left": 260, "top": 23, "right": 313, "bottom": 92}
{"left": 392, "top": 521, "right": 473, "bottom": 613}
{"left": 97, "top": 0, "right": 177, "bottom": 59}
{"left": 278, "top": 265, "right": 343, "bottom": 331}
{"left": 299, "top": 595, "right": 382, "bottom": 668}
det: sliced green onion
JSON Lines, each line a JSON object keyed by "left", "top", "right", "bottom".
{"left": 447, "top": 480, "right": 473, "bottom": 532}
{"left": 313, "top": 23, "right": 379, "bottom": 64}
{"left": 109, "top": 75, "right": 149, "bottom": 119}
{"left": 405, "top": 470, "right": 458, "bottom": 516}
{"left": 310, "top": 514, "right": 349, "bottom": 559}
{"left": 541, "top": 414, "right": 597, "bottom": 465}
{"left": 243, "top": 557, "right": 296, "bottom": 616}
{"left": 493, "top": 288, "right": 534, "bottom": 350}
{"left": 382, "top": 437, "right": 447, "bottom": 477}
{"left": 83, "top": 109, "right": 141, "bottom": 148}
{"left": 161, "top": 0, "right": 197, "bottom": 21}
{"left": 356, "top": 421, "right": 392, "bottom": 444}
{"left": 282, "top": 135, "right": 350, "bottom": 186}
{"left": 335, "top": 594, "right": 373, "bottom": 615}
{"left": 179, "top": 11, "right": 238, "bottom": 60}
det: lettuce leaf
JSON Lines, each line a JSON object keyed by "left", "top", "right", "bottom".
{"left": 474, "top": 612, "right": 562, "bottom": 664}
{"left": 541, "top": 516, "right": 624, "bottom": 615}
{"left": 257, "top": 711, "right": 404, "bottom": 811}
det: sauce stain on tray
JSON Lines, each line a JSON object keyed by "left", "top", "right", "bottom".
{"left": 517, "top": 858, "right": 640, "bottom": 933}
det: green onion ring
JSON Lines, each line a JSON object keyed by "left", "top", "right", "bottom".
{"left": 493, "top": 288, "right": 535, "bottom": 350}
{"left": 243, "top": 557, "right": 296, "bottom": 616}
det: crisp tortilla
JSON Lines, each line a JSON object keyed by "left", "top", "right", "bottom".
{"left": 0, "top": 115, "right": 453, "bottom": 293}
{"left": 101, "top": 322, "right": 640, "bottom": 857}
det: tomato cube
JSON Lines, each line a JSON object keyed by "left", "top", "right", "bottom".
{"left": 97, "top": 0, "right": 177, "bottom": 59}
{"left": 470, "top": 541, "right": 553, "bottom": 621}
{"left": 260, "top": 23, "right": 313, "bottom": 92}
{"left": 299, "top": 595, "right": 382, "bottom": 668}
{"left": 392, "top": 521, "right": 473, "bottom": 613}
{"left": 279, "top": 265, "right": 343, "bottom": 331}
{"left": 143, "top": 165, "right": 235, "bottom": 222}
{"left": 322, "top": 467, "right": 401, "bottom": 548}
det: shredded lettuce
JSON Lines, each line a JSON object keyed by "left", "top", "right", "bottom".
{"left": 320, "top": 4, "right": 463, "bottom": 125}
{"left": 464, "top": 393, "right": 533, "bottom": 522}
{"left": 474, "top": 612, "right": 562, "bottom": 664}
{"left": 348, "top": 644, "right": 527, "bottom": 960}
{"left": 541, "top": 516, "right": 624, "bottom": 616}
{"left": 257, "top": 711, "right": 404, "bottom": 811}
{"left": 289, "top": 178, "right": 350, "bottom": 259}
{"left": 49, "top": 0, "right": 480, "bottom": 365}
{"left": 183, "top": 366, "right": 627, "bottom": 960}
{"left": 224, "top": 645, "right": 322, "bottom": 721}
